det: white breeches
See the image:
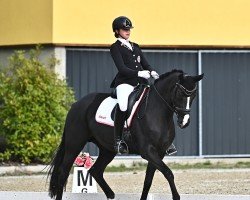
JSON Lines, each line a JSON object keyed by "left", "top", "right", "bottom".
{"left": 116, "top": 84, "right": 134, "bottom": 112}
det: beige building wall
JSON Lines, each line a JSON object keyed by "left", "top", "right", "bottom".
{"left": 53, "top": 0, "right": 250, "bottom": 47}
{"left": 0, "top": 0, "right": 52, "bottom": 46}
{"left": 1, "top": 0, "right": 250, "bottom": 47}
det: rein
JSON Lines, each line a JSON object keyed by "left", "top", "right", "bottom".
{"left": 152, "top": 84, "right": 176, "bottom": 113}
{"left": 136, "top": 78, "right": 197, "bottom": 119}
{"left": 137, "top": 82, "right": 176, "bottom": 119}
{"left": 151, "top": 80, "right": 197, "bottom": 116}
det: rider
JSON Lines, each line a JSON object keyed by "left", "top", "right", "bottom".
{"left": 110, "top": 16, "right": 177, "bottom": 155}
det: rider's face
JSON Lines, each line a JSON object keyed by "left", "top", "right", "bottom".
{"left": 118, "top": 29, "right": 130, "bottom": 40}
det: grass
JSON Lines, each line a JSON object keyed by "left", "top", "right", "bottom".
{"left": 105, "top": 162, "right": 146, "bottom": 172}
{"left": 1, "top": 161, "right": 250, "bottom": 176}
{"left": 104, "top": 161, "right": 250, "bottom": 172}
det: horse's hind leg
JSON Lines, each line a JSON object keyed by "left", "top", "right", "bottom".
{"left": 89, "top": 146, "right": 116, "bottom": 199}
{"left": 55, "top": 127, "right": 88, "bottom": 200}
{"left": 140, "top": 162, "right": 157, "bottom": 200}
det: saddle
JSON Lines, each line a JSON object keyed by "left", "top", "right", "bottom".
{"left": 95, "top": 84, "right": 148, "bottom": 127}
{"left": 111, "top": 84, "right": 147, "bottom": 120}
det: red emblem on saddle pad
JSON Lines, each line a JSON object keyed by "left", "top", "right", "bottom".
{"left": 98, "top": 115, "right": 106, "bottom": 119}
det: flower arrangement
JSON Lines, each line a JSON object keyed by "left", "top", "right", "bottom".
{"left": 74, "top": 152, "right": 94, "bottom": 169}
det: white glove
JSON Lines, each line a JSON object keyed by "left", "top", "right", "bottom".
{"left": 151, "top": 71, "right": 159, "bottom": 79}
{"left": 138, "top": 70, "right": 151, "bottom": 79}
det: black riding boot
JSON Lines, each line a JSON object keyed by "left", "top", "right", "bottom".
{"left": 114, "top": 107, "right": 128, "bottom": 154}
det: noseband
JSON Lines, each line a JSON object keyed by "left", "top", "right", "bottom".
{"left": 152, "top": 82, "right": 197, "bottom": 116}
{"left": 173, "top": 83, "right": 197, "bottom": 115}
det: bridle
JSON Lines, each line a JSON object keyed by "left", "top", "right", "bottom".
{"left": 152, "top": 81, "right": 197, "bottom": 117}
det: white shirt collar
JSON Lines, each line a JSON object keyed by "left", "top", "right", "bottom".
{"left": 117, "top": 38, "right": 132, "bottom": 50}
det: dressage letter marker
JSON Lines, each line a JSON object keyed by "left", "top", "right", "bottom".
{"left": 72, "top": 167, "right": 97, "bottom": 193}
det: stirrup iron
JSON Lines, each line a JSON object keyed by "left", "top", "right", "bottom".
{"left": 117, "top": 140, "right": 129, "bottom": 154}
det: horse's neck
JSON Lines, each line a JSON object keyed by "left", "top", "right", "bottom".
{"left": 143, "top": 86, "right": 175, "bottom": 147}
{"left": 147, "top": 81, "right": 175, "bottom": 120}
{"left": 153, "top": 76, "right": 177, "bottom": 105}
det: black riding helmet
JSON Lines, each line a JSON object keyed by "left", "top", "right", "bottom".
{"left": 112, "top": 16, "right": 134, "bottom": 33}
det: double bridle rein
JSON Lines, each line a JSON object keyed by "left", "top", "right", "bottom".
{"left": 152, "top": 82, "right": 197, "bottom": 116}
{"left": 136, "top": 79, "right": 197, "bottom": 119}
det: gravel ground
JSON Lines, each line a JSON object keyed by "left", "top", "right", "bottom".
{"left": 0, "top": 168, "right": 250, "bottom": 195}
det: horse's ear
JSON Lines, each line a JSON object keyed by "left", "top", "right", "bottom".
{"left": 194, "top": 73, "right": 204, "bottom": 82}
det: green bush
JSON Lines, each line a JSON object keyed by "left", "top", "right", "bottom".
{"left": 0, "top": 47, "right": 75, "bottom": 164}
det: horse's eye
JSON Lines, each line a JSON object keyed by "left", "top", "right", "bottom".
{"left": 176, "top": 90, "right": 183, "bottom": 98}
{"left": 177, "top": 89, "right": 186, "bottom": 97}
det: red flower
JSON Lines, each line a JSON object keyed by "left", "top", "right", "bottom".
{"left": 84, "top": 156, "right": 93, "bottom": 169}
{"left": 74, "top": 156, "right": 85, "bottom": 166}
{"left": 74, "top": 152, "right": 94, "bottom": 168}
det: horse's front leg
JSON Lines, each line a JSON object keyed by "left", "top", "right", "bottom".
{"left": 140, "top": 162, "right": 156, "bottom": 200}
{"left": 141, "top": 145, "right": 180, "bottom": 200}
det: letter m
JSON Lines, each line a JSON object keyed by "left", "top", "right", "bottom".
{"left": 78, "top": 170, "right": 93, "bottom": 186}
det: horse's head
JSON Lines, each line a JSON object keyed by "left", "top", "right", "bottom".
{"left": 173, "top": 73, "right": 203, "bottom": 129}
{"left": 154, "top": 70, "right": 204, "bottom": 129}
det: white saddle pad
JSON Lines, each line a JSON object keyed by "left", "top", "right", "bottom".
{"left": 95, "top": 88, "right": 147, "bottom": 127}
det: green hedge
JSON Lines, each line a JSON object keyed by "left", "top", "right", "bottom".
{"left": 0, "top": 47, "right": 75, "bottom": 164}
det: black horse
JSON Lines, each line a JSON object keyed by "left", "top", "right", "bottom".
{"left": 48, "top": 69, "right": 203, "bottom": 200}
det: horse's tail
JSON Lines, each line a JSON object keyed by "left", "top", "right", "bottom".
{"left": 47, "top": 128, "right": 66, "bottom": 198}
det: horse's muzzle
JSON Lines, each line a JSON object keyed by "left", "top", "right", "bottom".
{"left": 177, "top": 114, "right": 190, "bottom": 129}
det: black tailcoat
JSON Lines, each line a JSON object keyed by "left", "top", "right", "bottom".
{"left": 110, "top": 40, "right": 153, "bottom": 88}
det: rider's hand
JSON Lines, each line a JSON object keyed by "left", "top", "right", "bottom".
{"left": 138, "top": 70, "right": 151, "bottom": 79}
{"left": 151, "top": 71, "right": 159, "bottom": 79}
